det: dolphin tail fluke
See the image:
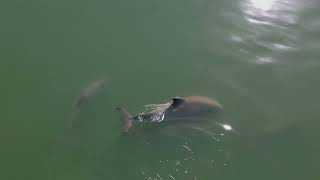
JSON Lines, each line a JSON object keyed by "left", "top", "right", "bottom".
{"left": 116, "top": 107, "right": 133, "bottom": 132}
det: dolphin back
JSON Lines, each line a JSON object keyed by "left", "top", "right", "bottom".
{"left": 164, "top": 96, "right": 223, "bottom": 120}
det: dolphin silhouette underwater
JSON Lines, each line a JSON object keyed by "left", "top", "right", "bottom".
{"left": 74, "top": 78, "right": 108, "bottom": 108}
{"left": 116, "top": 96, "right": 226, "bottom": 134}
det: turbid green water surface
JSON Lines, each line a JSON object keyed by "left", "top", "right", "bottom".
{"left": 1, "top": 0, "right": 320, "bottom": 179}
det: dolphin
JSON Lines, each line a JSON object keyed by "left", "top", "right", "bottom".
{"left": 74, "top": 78, "right": 108, "bottom": 108}
{"left": 116, "top": 96, "right": 224, "bottom": 133}
{"left": 68, "top": 78, "right": 109, "bottom": 128}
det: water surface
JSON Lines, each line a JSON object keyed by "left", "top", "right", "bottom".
{"left": 1, "top": 0, "right": 320, "bottom": 179}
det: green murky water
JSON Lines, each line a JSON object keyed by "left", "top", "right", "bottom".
{"left": 1, "top": 0, "right": 320, "bottom": 179}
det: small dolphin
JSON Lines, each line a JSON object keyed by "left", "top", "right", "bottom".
{"left": 68, "top": 78, "right": 109, "bottom": 128}
{"left": 74, "top": 78, "right": 108, "bottom": 108}
{"left": 116, "top": 96, "right": 224, "bottom": 133}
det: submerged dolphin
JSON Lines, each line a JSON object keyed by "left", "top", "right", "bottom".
{"left": 116, "top": 96, "right": 224, "bottom": 133}
{"left": 74, "top": 78, "right": 108, "bottom": 108}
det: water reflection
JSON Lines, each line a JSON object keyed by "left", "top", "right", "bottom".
{"left": 134, "top": 138, "right": 231, "bottom": 180}
{"left": 235, "top": 0, "right": 305, "bottom": 65}
{"left": 249, "top": 0, "right": 277, "bottom": 11}
{"left": 203, "top": 0, "right": 319, "bottom": 135}
{"left": 242, "top": 0, "right": 302, "bottom": 24}
{"left": 256, "top": 56, "right": 274, "bottom": 64}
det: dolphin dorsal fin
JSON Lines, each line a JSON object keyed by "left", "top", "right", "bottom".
{"left": 171, "top": 97, "right": 185, "bottom": 109}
